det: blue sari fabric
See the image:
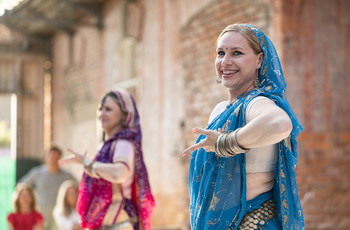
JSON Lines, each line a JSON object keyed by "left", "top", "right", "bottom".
{"left": 188, "top": 25, "right": 305, "bottom": 230}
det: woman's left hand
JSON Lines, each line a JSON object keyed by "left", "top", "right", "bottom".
{"left": 182, "top": 128, "right": 222, "bottom": 156}
{"left": 59, "top": 149, "right": 87, "bottom": 165}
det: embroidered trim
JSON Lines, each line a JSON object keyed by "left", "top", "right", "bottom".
{"left": 238, "top": 199, "right": 278, "bottom": 230}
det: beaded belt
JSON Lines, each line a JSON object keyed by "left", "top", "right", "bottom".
{"left": 237, "top": 199, "right": 278, "bottom": 230}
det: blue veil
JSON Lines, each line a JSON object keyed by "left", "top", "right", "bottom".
{"left": 188, "top": 25, "right": 305, "bottom": 229}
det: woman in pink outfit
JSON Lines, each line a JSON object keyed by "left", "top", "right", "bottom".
{"left": 60, "top": 89, "right": 155, "bottom": 230}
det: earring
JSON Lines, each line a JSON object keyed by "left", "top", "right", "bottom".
{"left": 216, "top": 78, "right": 222, "bottom": 84}
{"left": 254, "top": 69, "right": 260, "bottom": 87}
{"left": 254, "top": 77, "right": 259, "bottom": 87}
{"left": 122, "top": 119, "right": 127, "bottom": 128}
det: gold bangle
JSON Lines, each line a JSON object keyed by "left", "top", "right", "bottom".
{"left": 215, "top": 134, "right": 225, "bottom": 157}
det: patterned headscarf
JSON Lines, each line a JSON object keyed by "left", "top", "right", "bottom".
{"left": 77, "top": 88, "right": 155, "bottom": 229}
{"left": 245, "top": 24, "right": 304, "bottom": 229}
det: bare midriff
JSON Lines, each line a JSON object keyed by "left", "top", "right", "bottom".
{"left": 246, "top": 171, "right": 274, "bottom": 200}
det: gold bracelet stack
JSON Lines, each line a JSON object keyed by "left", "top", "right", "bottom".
{"left": 215, "top": 128, "right": 250, "bottom": 157}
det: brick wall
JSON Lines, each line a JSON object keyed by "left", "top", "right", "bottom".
{"left": 281, "top": 0, "right": 350, "bottom": 229}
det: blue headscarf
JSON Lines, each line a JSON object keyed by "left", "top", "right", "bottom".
{"left": 188, "top": 24, "right": 304, "bottom": 229}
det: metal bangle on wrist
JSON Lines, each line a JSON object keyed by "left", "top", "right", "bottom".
{"left": 91, "top": 162, "right": 101, "bottom": 178}
{"left": 83, "top": 158, "right": 100, "bottom": 178}
{"left": 214, "top": 128, "right": 250, "bottom": 157}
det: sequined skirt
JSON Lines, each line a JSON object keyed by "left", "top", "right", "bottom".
{"left": 237, "top": 199, "right": 281, "bottom": 230}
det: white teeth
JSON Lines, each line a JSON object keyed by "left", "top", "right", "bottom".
{"left": 222, "top": 70, "right": 237, "bottom": 74}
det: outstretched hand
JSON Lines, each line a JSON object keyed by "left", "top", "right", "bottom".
{"left": 59, "top": 148, "right": 87, "bottom": 165}
{"left": 182, "top": 128, "right": 222, "bottom": 156}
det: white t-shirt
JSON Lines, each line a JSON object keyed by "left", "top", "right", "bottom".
{"left": 53, "top": 210, "right": 80, "bottom": 230}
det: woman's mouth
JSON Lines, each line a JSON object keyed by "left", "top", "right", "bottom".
{"left": 222, "top": 70, "right": 238, "bottom": 78}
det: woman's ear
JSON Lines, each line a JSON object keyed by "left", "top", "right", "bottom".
{"left": 257, "top": 52, "right": 264, "bottom": 69}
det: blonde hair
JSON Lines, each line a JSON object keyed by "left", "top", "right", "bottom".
{"left": 217, "top": 24, "right": 262, "bottom": 54}
{"left": 13, "top": 183, "right": 39, "bottom": 213}
{"left": 53, "top": 180, "right": 79, "bottom": 217}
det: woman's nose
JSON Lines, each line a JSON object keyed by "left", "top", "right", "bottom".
{"left": 222, "top": 55, "right": 233, "bottom": 66}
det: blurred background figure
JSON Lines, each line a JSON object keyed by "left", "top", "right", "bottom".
{"left": 53, "top": 180, "right": 81, "bottom": 230}
{"left": 19, "top": 146, "right": 76, "bottom": 230}
{"left": 60, "top": 89, "right": 155, "bottom": 230}
{"left": 7, "top": 183, "right": 44, "bottom": 230}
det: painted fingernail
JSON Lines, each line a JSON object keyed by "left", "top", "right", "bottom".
{"left": 192, "top": 128, "right": 197, "bottom": 133}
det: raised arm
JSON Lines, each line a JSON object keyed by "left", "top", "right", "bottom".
{"left": 91, "top": 140, "right": 134, "bottom": 183}
{"left": 237, "top": 97, "right": 292, "bottom": 149}
{"left": 60, "top": 140, "right": 134, "bottom": 183}
{"left": 182, "top": 98, "right": 292, "bottom": 156}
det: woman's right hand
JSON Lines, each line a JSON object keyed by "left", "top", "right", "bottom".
{"left": 59, "top": 149, "right": 87, "bottom": 166}
{"left": 182, "top": 128, "right": 222, "bottom": 156}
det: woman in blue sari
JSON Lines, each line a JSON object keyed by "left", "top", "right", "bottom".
{"left": 182, "top": 24, "right": 304, "bottom": 229}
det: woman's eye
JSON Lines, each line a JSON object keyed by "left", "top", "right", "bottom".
{"left": 233, "top": 51, "right": 243, "bottom": 56}
{"left": 217, "top": 51, "right": 225, "bottom": 56}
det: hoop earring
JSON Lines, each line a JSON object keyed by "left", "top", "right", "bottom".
{"left": 216, "top": 78, "right": 222, "bottom": 84}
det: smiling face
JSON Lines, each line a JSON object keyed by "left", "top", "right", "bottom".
{"left": 97, "top": 96, "right": 125, "bottom": 137}
{"left": 215, "top": 31, "right": 263, "bottom": 97}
